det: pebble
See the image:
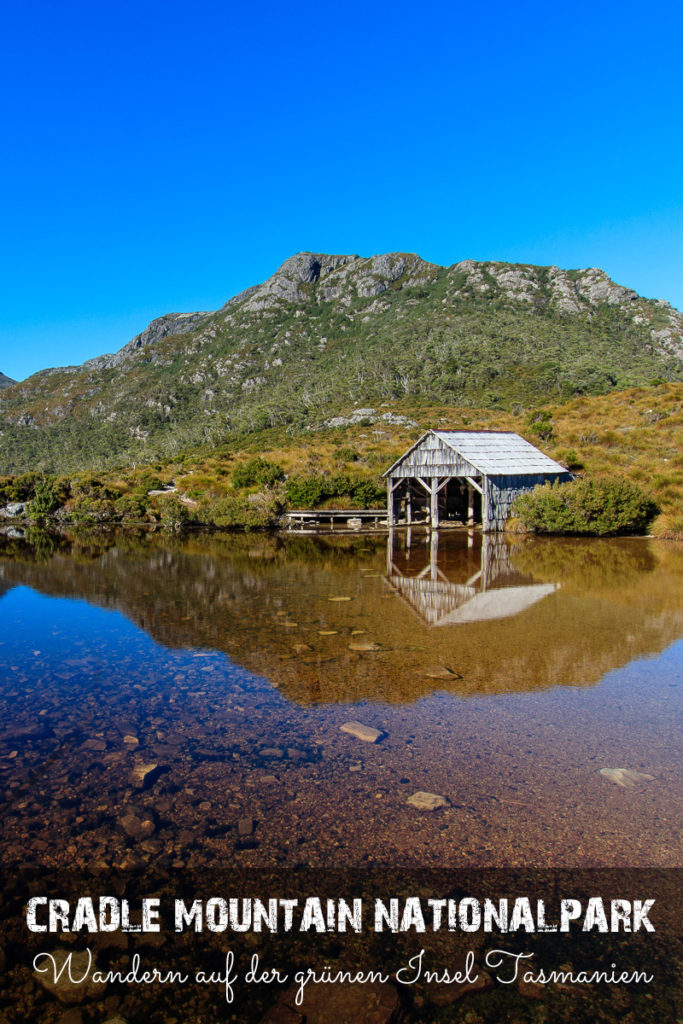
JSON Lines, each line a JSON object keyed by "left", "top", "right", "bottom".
{"left": 407, "top": 791, "right": 450, "bottom": 810}
{"left": 328, "top": 596, "right": 352, "bottom": 602}
{"left": 238, "top": 817, "right": 255, "bottom": 836}
{"left": 423, "top": 666, "right": 461, "bottom": 679}
{"left": 348, "top": 641, "right": 381, "bottom": 652}
{"left": 261, "top": 747, "right": 284, "bottom": 758}
{"left": 340, "top": 721, "right": 382, "bottom": 743}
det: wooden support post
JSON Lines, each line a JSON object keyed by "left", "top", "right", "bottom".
{"left": 467, "top": 482, "right": 474, "bottom": 526}
{"left": 430, "top": 477, "right": 439, "bottom": 530}
{"left": 386, "top": 476, "right": 395, "bottom": 527}
{"left": 406, "top": 484, "right": 412, "bottom": 526}
{"left": 482, "top": 475, "right": 489, "bottom": 532}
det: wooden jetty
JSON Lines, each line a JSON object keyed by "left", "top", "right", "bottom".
{"left": 282, "top": 509, "right": 388, "bottom": 532}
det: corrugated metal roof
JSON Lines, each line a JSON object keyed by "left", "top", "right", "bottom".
{"left": 435, "top": 431, "right": 566, "bottom": 475}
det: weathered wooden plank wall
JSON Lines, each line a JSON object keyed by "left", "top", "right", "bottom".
{"left": 391, "top": 435, "right": 478, "bottom": 479}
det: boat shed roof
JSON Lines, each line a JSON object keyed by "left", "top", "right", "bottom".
{"left": 384, "top": 430, "right": 567, "bottom": 477}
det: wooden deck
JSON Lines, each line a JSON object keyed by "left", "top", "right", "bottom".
{"left": 282, "top": 509, "right": 388, "bottom": 531}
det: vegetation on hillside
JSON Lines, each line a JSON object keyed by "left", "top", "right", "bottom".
{"left": 0, "top": 383, "right": 680, "bottom": 537}
{"left": 0, "top": 254, "right": 681, "bottom": 475}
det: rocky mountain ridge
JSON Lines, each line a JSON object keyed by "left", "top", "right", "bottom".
{"left": 0, "top": 373, "right": 16, "bottom": 390}
{"left": 1, "top": 252, "right": 681, "bottom": 474}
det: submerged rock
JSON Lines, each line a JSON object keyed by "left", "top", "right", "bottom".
{"left": 599, "top": 767, "right": 654, "bottom": 788}
{"left": 131, "top": 762, "right": 159, "bottom": 788}
{"left": 348, "top": 641, "right": 381, "bottom": 652}
{"left": 340, "top": 721, "right": 383, "bottom": 743}
{"left": 407, "top": 791, "right": 449, "bottom": 810}
{"left": 119, "top": 813, "right": 156, "bottom": 841}
{"left": 33, "top": 950, "right": 105, "bottom": 1004}
{"left": 423, "top": 666, "right": 461, "bottom": 679}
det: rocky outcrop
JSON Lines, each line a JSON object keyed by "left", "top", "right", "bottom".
{"left": 224, "top": 251, "right": 437, "bottom": 313}
{"left": 82, "top": 311, "right": 211, "bottom": 371}
{"left": 1, "top": 251, "right": 681, "bottom": 474}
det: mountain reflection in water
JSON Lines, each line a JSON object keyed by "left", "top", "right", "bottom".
{"left": 0, "top": 528, "right": 680, "bottom": 704}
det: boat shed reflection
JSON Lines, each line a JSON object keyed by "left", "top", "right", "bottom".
{"left": 385, "top": 529, "right": 558, "bottom": 625}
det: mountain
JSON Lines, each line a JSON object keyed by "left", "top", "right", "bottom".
{"left": 1, "top": 252, "right": 682, "bottom": 475}
{"left": 0, "top": 373, "right": 16, "bottom": 390}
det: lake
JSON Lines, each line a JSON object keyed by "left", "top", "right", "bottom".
{"left": 1, "top": 527, "right": 681, "bottom": 872}
{"left": 1, "top": 527, "right": 682, "bottom": 1023}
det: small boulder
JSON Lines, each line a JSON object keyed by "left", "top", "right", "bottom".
{"left": 340, "top": 721, "right": 382, "bottom": 743}
{"left": 423, "top": 666, "right": 461, "bottom": 679}
{"left": 407, "top": 791, "right": 449, "bottom": 811}
{"left": 131, "top": 762, "right": 160, "bottom": 788}
{"left": 599, "top": 768, "right": 654, "bottom": 788}
{"left": 33, "top": 949, "right": 105, "bottom": 1004}
{"left": 119, "top": 813, "right": 155, "bottom": 841}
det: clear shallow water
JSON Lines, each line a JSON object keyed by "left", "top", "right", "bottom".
{"left": 1, "top": 529, "right": 681, "bottom": 870}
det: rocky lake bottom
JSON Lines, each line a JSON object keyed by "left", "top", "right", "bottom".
{"left": 0, "top": 528, "right": 681, "bottom": 1023}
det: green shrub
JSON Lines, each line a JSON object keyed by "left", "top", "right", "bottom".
{"left": 348, "top": 478, "right": 385, "bottom": 507}
{"left": 71, "top": 474, "right": 120, "bottom": 499}
{"left": 197, "top": 495, "right": 277, "bottom": 530}
{"left": 133, "top": 474, "right": 165, "bottom": 495}
{"left": 232, "top": 458, "right": 285, "bottom": 489}
{"left": 512, "top": 478, "right": 658, "bottom": 536}
{"left": 0, "top": 471, "right": 45, "bottom": 503}
{"left": 527, "top": 409, "right": 554, "bottom": 442}
{"left": 285, "top": 475, "right": 330, "bottom": 507}
{"left": 114, "top": 495, "right": 148, "bottom": 521}
{"left": 554, "top": 448, "right": 584, "bottom": 471}
{"left": 69, "top": 496, "right": 117, "bottom": 522}
{"left": 333, "top": 446, "right": 360, "bottom": 463}
{"left": 285, "top": 473, "right": 385, "bottom": 509}
{"left": 157, "top": 495, "right": 192, "bottom": 532}
{"left": 31, "top": 479, "right": 60, "bottom": 516}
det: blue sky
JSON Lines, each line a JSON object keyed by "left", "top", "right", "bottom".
{"left": 1, "top": 0, "right": 682, "bottom": 381}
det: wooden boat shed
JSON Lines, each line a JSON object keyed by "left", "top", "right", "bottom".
{"left": 384, "top": 430, "right": 571, "bottom": 531}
